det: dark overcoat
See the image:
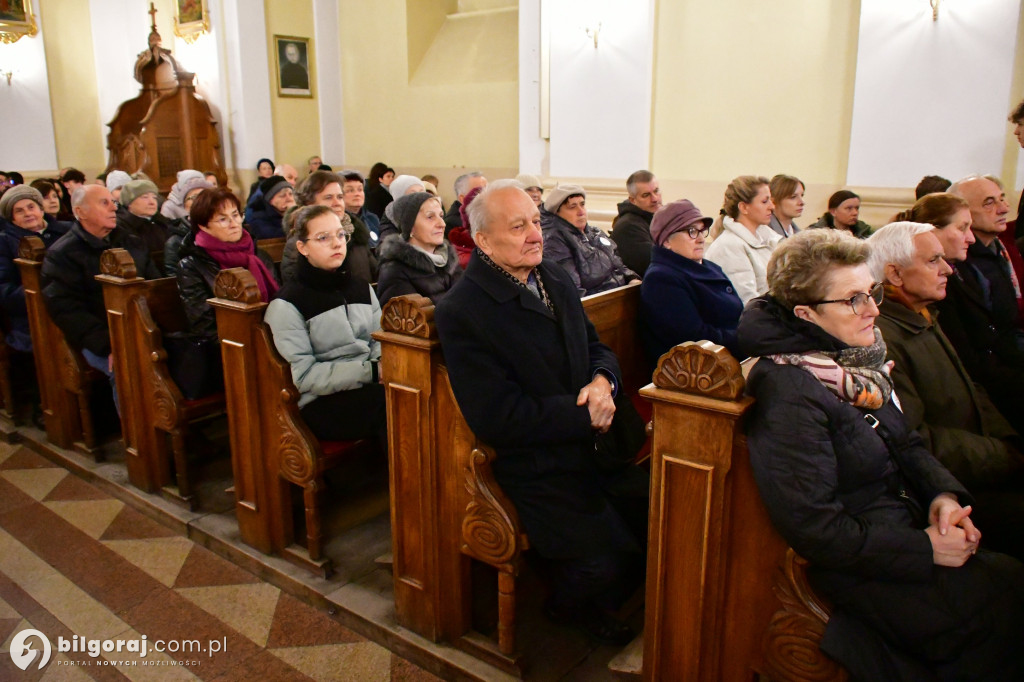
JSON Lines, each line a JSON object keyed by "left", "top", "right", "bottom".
{"left": 435, "top": 252, "right": 641, "bottom": 560}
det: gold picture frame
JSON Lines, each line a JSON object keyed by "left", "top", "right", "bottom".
{"left": 274, "top": 35, "right": 314, "bottom": 98}
{"left": 0, "top": 0, "right": 38, "bottom": 44}
{"left": 174, "top": 0, "right": 209, "bottom": 44}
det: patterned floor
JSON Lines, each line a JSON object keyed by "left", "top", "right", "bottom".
{"left": 0, "top": 442, "right": 441, "bottom": 682}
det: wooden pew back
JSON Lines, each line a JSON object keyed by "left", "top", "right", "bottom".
{"left": 15, "top": 236, "right": 104, "bottom": 457}
{"left": 97, "top": 249, "right": 225, "bottom": 508}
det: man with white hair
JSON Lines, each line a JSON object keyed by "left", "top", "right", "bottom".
{"left": 443, "top": 171, "right": 487, "bottom": 235}
{"left": 42, "top": 185, "right": 161, "bottom": 409}
{"left": 869, "top": 221, "right": 1024, "bottom": 558}
{"left": 435, "top": 180, "right": 647, "bottom": 645}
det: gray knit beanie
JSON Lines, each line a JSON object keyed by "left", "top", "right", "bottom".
{"left": 392, "top": 192, "right": 438, "bottom": 240}
{"left": 120, "top": 179, "right": 159, "bottom": 207}
{"left": 0, "top": 185, "right": 45, "bottom": 222}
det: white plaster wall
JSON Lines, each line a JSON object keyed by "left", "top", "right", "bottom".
{"left": 518, "top": 0, "right": 546, "bottom": 175}
{"left": 313, "top": 0, "right": 344, "bottom": 166}
{"left": 0, "top": 0, "right": 58, "bottom": 171}
{"left": 847, "top": 0, "right": 1022, "bottom": 187}
{"left": 544, "top": 0, "right": 654, "bottom": 179}
{"left": 88, "top": 0, "right": 152, "bottom": 130}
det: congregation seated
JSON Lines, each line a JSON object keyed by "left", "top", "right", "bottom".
{"left": 704, "top": 175, "right": 781, "bottom": 305}
{"left": 264, "top": 205, "right": 386, "bottom": 448}
{"left": 738, "top": 228, "right": 1024, "bottom": 681}
{"left": 514, "top": 173, "right": 543, "bottom": 208}
{"left": 246, "top": 157, "right": 276, "bottom": 202}
{"left": 541, "top": 184, "right": 638, "bottom": 297}
{"left": 28, "top": 179, "right": 66, "bottom": 222}
{"left": 42, "top": 184, "right": 161, "bottom": 405}
{"left": 808, "top": 189, "right": 873, "bottom": 238}
{"left": 363, "top": 162, "right": 395, "bottom": 220}
{"left": 247, "top": 175, "right": 296, "bottom": 239}
{"left": 0, "top": 186, "right": 71, "bottom": 352}
{"left": 767, "top": 173, "right": 804, "bottom": 239}
{"left": 245, "top": 163, "right": 298, "bottom": 224}
{"left": 435, "top": 180, "right": 648, "bottom": 646}
{"left": 176, "top": 187, "right": 279, "bottom": 339}
{"left": 338, "top": 169, "right": 380, "bottom": 247}
{"left": 281, "top": 171, "right": 378, "bottom": 284}
{"left": 609, "top": 169, "right": 662, "bottom": 276}
{"left": 445, "top": 185, "right": 481, "bottom": 269}
{"left": 115, "top": 179, "right": 172, "bottom": 253}
{"left": 640, "top": 199, "right": 743, "bottom": 367}
{"left": 374, "top": 174, "right": 425, "bottom": 243}
{"left": 162, "top": 173, "right": 215, "bottom": 275}
{"left": 868, "top": 221, "right": 1024, "bottom": 558}
{"left": 443, "top": 171, "right": 488, "bottom": 236}
{"left": 928, "top": 182, "right": 1024, "bottom": 434}
{"left": 376, "top": 192, "right": 462, "bottom": 306}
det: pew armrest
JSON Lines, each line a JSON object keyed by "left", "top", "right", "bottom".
{"left": 461, "top": 445, "right": 528, "bottom": 569}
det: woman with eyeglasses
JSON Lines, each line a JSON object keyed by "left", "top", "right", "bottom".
{"left": 738, "top": 228, "right": 1024, "bottom": 681}
{"left": 176, "top": 188, "right": 280, "bottom": 339}
{"left": 639, "top": 199, "right": 743, "bottom": 368}
{"left": 376, "top": 192, "right": 462, "bottom": 306}
{"left": 264, "top": 205, "right": 386, "bottom": 446}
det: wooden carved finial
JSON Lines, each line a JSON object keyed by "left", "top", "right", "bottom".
{"left": 462, "top": 447, "right": 521, "bottom": 566}
{"left": 17, "top": 236, "right": 45, "bottom": 262}
{"left": 652, "top": 340, "right": 745, "bottom": 400}
{"left": 380, "top": 294, "right": 436, "bottom": 338}
{"left": 214, "top": 268, "right": 261, "bottom": 303}
{"left": 99, "top": 249, "right": 138, "bottom": 278}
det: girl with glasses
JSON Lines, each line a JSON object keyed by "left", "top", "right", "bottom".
{"left": 264, "top": 205, "right": 386, "bottom": 447}
{"left": 639, "top": 199, "right": 744, "bottom": 368}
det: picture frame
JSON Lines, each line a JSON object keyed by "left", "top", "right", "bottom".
{"left": 173, "top": 0, "right": 210, "bottom": 44}
{"left": 0, "top": 0, "right": 38, "bottom": 44}
{"left": 274, "top": 35, "right": 314, "bottom": 98}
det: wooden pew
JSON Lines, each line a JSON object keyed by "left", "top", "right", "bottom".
{"left": 257, "top": 236, "right": 286, "bottom": 265}
{"left": 208, "top": 267, "right": 373, "bottom": 578}
{"left": 638, "top": 342, "right": 844, "bottom": 681}
{"left": 15, "top": 236, "right": 104, "bottom": 458}
{"left": 96, "top": 248, "right": 226, "bottom": 509}
{"left": 374, "top": 281, "right": 646, "bottom": 673}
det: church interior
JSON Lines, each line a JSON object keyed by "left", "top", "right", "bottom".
{"left": 1, "top": 0, "right": 1023, "bottom": 680}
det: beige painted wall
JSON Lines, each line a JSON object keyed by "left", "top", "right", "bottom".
{"left": 339, "top": 0, "right": 517, "bottom": 171}
{"left": 263, "top": 0, "right": 321, "bottom": 172}
{"left": 38, "top": 0, "right": 106, "bottom": 177}
{"left": 650, "top": 0, "right": 860, "bottom": 189}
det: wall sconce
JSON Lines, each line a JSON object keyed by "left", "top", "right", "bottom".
{"left": 930, "top": 0, "right": 939, "bottom": 21}
{"left": 585, "top": 22, "right": 601, "bottom": 48}
{"left": 1, "top": 69, "right": 11, "bottom": 86}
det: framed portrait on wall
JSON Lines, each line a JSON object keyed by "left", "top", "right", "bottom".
{"left": 174, "top": 0, "right": 210, "bottom": 44}
{"left": 274, "top": 35, "right": 314, "bottom": 98}
{"left": 0, "top": 0, "right": 38, "bottom": 44}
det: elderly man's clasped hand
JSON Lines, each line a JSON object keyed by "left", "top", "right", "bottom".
{"left": 577, "top": 375, "right": 615, "bottom": 433}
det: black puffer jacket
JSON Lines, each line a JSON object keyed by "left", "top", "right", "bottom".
{"left": 175, "top": 232, "right": 278, "bottom": 338}
{"left": 162, "top": 218, "right": 192, "bottom": 276}
{"left": 116, "top": 210, "right": 172, "bottom": 254}
{"left": 541, "top": 210, "right": 637, "bottom": 296}
{"left": 609, "top": 200, "right": 655, "bottom": 276}
{"left": 376, "top": 236, "right": 462, "bottom": 306}
{"left": 42, "top": 223, "right": 161, "bottom": 356}
{"left": 739, "top": 295, "right": 1024, "bottom": 682}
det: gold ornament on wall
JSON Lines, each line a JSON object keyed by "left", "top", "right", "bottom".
{"left": 0, "top": 0, "right": 38, "bottom": 44}
{"left": 174, "top": 0, "right": 210, "bottom": 44}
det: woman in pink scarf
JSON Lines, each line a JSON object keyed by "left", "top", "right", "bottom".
{"left": 175, "top": 188, "right": 279, "bottom": 339}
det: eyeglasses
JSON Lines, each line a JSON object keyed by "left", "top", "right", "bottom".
{"left": 305, "top": 229, "right": 351, "bottom": 245}
{"left": 210, "top": 212, "right": 242, "bottom": 227}
{"left": 807, "top": 282, "right": 884, "bottom": 315}
{"left": 683, "top": 224, "right": 710, "bottom": 239}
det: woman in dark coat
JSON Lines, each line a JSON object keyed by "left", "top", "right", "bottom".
{"left": 376, "top": 192, "right": 461, "bottom": 306}
{"left": 739, "top": 228, "right": 1024, "bottom": 681}
{"left": 640, "top": 199, "right": 743, "bottom": 367}
{"left": 176, "top": 188, "right": 278, "bottom": 339}
{"left": 363, "top": 162, "right": 395, "bottom": 219}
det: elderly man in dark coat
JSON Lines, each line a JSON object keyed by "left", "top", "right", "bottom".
{"left": 868, "top": 221, "right": 1024, "bottom": 559}
{"left": 435, "top": 180, "right": 647, "bottom": 645}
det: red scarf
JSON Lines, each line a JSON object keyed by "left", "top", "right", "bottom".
{"left": 195, "top": 229, "right": 279, "bottom": 302}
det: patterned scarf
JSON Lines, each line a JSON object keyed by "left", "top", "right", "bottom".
{"left": 477, "top": 248, "right": 554, "bottom": 313}
{"left": 195, "top": 229, "right": 279, "bottom": 302}
{"left": 769, "top": 327, "right": 894, "bottom": 409}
